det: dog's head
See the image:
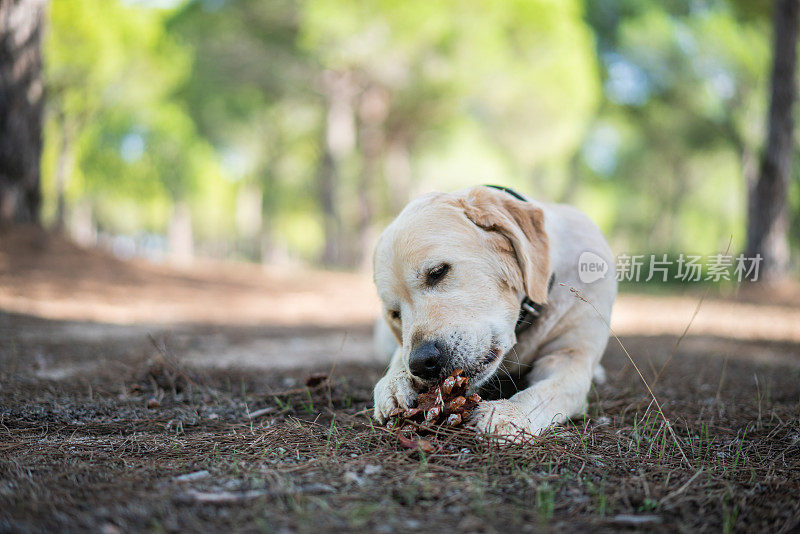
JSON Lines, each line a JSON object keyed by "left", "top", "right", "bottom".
{"left": 373, "top": 186, "right": 550, "bottom": 389}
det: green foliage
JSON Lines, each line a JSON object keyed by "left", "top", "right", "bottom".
{"left": 43, "top": 0, "right": 234, "bottom": 237}
{"left": 579, "top": 1, "right": 772, "bottom": 255}
{"left": 39, "top": 0, "right": 796, "bottom": 268}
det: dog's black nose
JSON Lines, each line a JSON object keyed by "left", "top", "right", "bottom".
{"left": 408, "top": 340, "right": 444, "bottom": 381}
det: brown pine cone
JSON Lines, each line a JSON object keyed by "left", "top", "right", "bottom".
{"left": 389, "top": 369, "right": 482, "bottom": 452}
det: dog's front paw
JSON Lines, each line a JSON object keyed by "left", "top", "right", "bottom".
{"left": 470, "top": 399, "right": 532, "bottom": 441}
{"left": 372, "top": 373, "right": 417, "bottom": 424}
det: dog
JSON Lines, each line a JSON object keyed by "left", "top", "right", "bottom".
{"left": 371, "top": 185, "right": 617, "bottom": 438}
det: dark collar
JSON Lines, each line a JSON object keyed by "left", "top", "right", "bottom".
{"left": 515, "top": 273, "right": 556, "bottom": 334}
{"left": 484, "top": 184, "right": 527, "bottom": 202}
{"left": 484, "top": 185, "right": 554, "bottom": 335}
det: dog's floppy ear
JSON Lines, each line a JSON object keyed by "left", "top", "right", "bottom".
{"left": 459, "top": 187, "right": 550, "bottom": 303}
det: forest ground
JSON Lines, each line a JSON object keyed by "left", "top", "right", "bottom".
{"left": 1, "top": 227, "right": 799, "bottom": 533}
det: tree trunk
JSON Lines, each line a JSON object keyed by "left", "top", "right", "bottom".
{"left": 318, "top": 70, "right": 357, "bottom": 266}
{"left": 168, "top": 200, "right": 194, "bottom": 265}
{"left": 356, "top": 84, "right": 389, "bottom": 270}
{"left": 318, "top": 148, "right": 340, "bottom": 266}
{"left": 70, "top": 200, "right": 96, "bottom": 247}
{"left": 385, "top": 138, "right": 412, "bottom": 215}
{"left": 258, "top": 170, "right": 276, "bottom": 264}
{"left": 54, "top": 120, "right": 73, "bottom": 231}
{"left": 0, "top": 0, "right": 46, "bottom": 224}
{"left": 745, "top": 0, "right": 799, "bottom": 282}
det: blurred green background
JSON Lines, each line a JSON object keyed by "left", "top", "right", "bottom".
{"left": 39, "top": 0, "right": 798, "bottom": 273}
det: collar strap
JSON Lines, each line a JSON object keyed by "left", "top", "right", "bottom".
{"left": 516, "top": 273, "right": 555, "bottom": 334}
{"left": 483, "top": 185, "right": 554, "bottom": 335}
{"left": 484, "top": 184, "right": 527, "bottom": 202}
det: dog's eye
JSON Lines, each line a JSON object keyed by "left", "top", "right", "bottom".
{"left": 426, "top": 263, "right": 450, "bottom": 286}
{"left": 389, "top": 310, "right": 401, "bottom": 321}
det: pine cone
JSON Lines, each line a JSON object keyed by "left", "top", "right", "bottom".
{"left": 388, "top": 369, "right": 482, "bottom": 452}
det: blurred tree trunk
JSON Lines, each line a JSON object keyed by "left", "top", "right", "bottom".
{"left": 54, "top": 118, "right": 73, "bottom": 231}
{"left": 745, "top": 0, "right": 799, "bottom": 282}
{"left": 235, "top": 181, "right": 262, "bottom": 253}
{"left": 258, "top": 174, "right": 274, "bottom": 264}
{"left": 168, "top": 200, "right": 194, "bottom": 265}
{"left": 0, "top": 0, "right": 46, "bottom": 225}
{"left": 385, "top": 138, "right": 412, "bottom": 215}
{"left": 318, "top": 148, "right": 340, "bottom": 265}
{"left": 356, "top": 84, "right": 389, "bottom": 270}
{"left": 70, "top": 200, "right": 96, "bottom": 247}
{"left": 318, "top": 71, "right": 356, "bottom": 266}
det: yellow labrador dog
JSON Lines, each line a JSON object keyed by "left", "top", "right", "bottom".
{"left": 372, "top": 185, "right": 616, "bottom": 438}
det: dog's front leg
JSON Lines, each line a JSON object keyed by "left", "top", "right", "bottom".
{"left": 510, "top": 349, "right": 594, "bottom": 433}
{"left": 471, "top": 348, "right": 595, "bottom": 438}
{"left": 372, "top": 347, "right": 417, "bottom": 423}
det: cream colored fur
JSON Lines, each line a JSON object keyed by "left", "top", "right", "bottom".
{"left": 372, "top": 186, "right": 617, "bottom": 439}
